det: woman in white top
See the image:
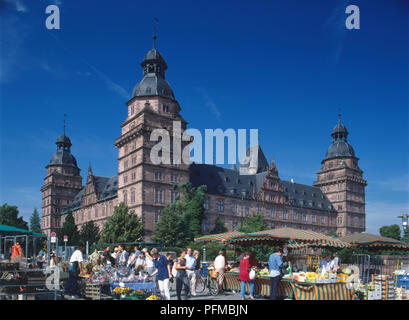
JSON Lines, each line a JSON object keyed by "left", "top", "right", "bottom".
{"left": 214, "top": 250, "right": 226, "bottom": 292}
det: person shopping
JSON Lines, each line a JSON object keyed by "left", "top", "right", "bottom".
{"left": 239, "top": 251, "right": 255, "bottom": 300}
{"left": 175, "top": 250, "right": 190, "bottom": 300}
{"left": 214, "top": 250, "right": 226, "bottom": 293}
{"left": 268, "top": 247, "right": 286, "bottom": 300}
{"left": 149, "top": 248, "right": 171, "bottom": 300}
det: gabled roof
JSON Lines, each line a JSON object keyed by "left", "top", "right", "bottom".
{"left": 63, "top": 175, "right": 118, "bottom": 213}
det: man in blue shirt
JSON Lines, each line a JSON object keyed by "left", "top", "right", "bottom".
{"left": 268, "top": 246, "right": 286, "bottom": 300}
{"left": 185, "top": 248, "right": 197, "bottom": 296}
{"left": 150, "top": 248, "right": 171, "bottom": 300}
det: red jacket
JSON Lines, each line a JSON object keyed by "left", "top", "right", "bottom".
{"left": 239, "top": 258, "right": 251, "bottom": 282}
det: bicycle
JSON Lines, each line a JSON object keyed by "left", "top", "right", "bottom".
{"left": 195, "top": 270, "right": 219, "bottom": 296}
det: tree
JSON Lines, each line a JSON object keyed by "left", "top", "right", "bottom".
{"left": 0, "top": 203, "right": 28, "bottom": 229}
{"left": 58, "top": 210, "right": 80, "bottom": 246}
{"left": 379, "top": 224, "right": 402, "bottom": 240}
{"left": 79, "top": 221, "right": 101, "bottom": 245}
{"left": 178, "top": 182, "right": 207, "bottom": 239}
{"left": 238, "top": 213, "right": 268, "bottom": 233}
{"left": 211, "top": 217, "right": 228, "bottom": 234}
{"left": 152, "top": 202, "right": 189, "bottom": 247}
{"left": 238, "top": 213, "right": 270, "bottom": 261}
{"left": 29, "top": 208, "right": 42, "bottom": 234}
{"left": 101, "top": 203, "right": 144, "bottom": 244}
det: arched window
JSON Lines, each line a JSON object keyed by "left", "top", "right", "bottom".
{"left": 123, "top": 190, "right": 127, "bottom": 205}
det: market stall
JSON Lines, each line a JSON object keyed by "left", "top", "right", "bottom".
{"left": 77, "top": 262, "right": 159, "bottom": 300}
{"left": 223, "top": 272, "right": 359, "bottom": 300}
{"left": 221, "top": 228, "right": 359, "bottom": 300}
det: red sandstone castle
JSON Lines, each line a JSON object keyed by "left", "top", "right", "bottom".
{"left": 41, "top": 43, "right": 367, "bottom": 239}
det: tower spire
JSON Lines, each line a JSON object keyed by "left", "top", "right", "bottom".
{"left": 153, "top": 17, "right": 159, "bottom": 49}
{"left": 63, "top": 114, "right": 67, "bottom": 135}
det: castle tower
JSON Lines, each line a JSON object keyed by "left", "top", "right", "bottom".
{"left": 41, "top": 132, "right": 82, "bottom": 236}
{"left": 114, "top": 38, "right": 190, "bottom": 238}
{"left": 313, "top": 114, "right": 367, "bottom": 236}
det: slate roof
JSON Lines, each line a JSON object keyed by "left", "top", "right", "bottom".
{"left": 48, "top": 149, "right": 78, "bottom": 167}
{"left": 132, "top": 74, "right": 175, "bottom": 100}
{"left": 280, "top": 180, "right": 334, "bottom": 211}
{"left": 63, "top": 175, "right": 118, "bottom": 213}
{"left": 325, "top": 140, "right": 355, "bottom": 160}
{"left": 189, "top": 163, "right": 334, "bottom": 211}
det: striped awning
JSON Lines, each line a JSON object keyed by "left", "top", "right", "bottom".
{"left": 340, "top": 232, "right": 409, "bottom": 249}
{"left": 194, "top": 231, "right": 246, "bottom": 244}
{"left": 287, "top": 241, "right": 310, "bottom": 249}
{"left": 226, "top": 227, "right": 351, "bottom": 248}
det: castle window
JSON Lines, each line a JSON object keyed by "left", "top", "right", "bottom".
{"left": 293, "top": 212, "right": 298, "bottom": 221}
{"left": 170, "top": 174, "right": 178, "bottom": 183}
{"left": 123, "top": 190, "right": 127, "bottom": 205}
{"left": 245, "top": 206, "right": 250, "bottom": 216}
{"left": 154, "top": 189, "right": 163, "bottom": 203}
{"left": 302, "top": 213, "right": 307, "bottom": 222}
{"left": 131, "top": 172, "right": 136, "bottom": 181}
{"left": 257, "top": 206, "right": 262, "bottom": 214}
{"left": 283, "top": 210, "right": 288, "bottom": 220}
{"left": 132, "top": 141, "right": 136, "bottom": 150}
{"left": 88, "top": 210, "right": 91, "bottom": 220}
{"left": 132, "top": 156, "right": 136, "bottom": 165}
{"left": 312, "top": 214, "right": 316, "bottom": 223}
{"left": 131, "top": 188, "right": 135, "bottom": 204}
{"left": 124, "top": 160, "right": 128, "bottom": 169}
{"left": 154, "top": 210, "right": 161, "bottom": 223}
{"left": 337, "top": 194, "right": 342, "bottom": 201}
{"left": 170, "top": 191, "right": 179, "bottom": 203}
{"left": 232, "top": 203, "right": 237, "bottom": 215}
{"left": 338, "top": 184, "right": 342, "bottom": 190}
{"left": 321, "top": 216, "right": 325, "bottom": 224}
{"left": 270, "top": 208, "right": 275, "bottom": 218}
{"left": 123, "top": 175, "right": 128, "bottom": 184}
{"left": 155, "top": 171, "right": 163, "bottom": 181}
{"left": 95, "top": 207, "right": 98, "bottom": 218}
{"left": 204, "top": 199, "right": 209, "bottom": 210}
{"left": 217, "top": 200, "right": 224, "bottom": 212}
{"left": 102, "top": 206, "right": 105, "bottom": 217}
{"left": 109, "top": 202, "right": 113, "bottom": 215}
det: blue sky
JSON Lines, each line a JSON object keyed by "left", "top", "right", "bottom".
{"left": 0, "top": 0, "right": 408, "bottom": 234}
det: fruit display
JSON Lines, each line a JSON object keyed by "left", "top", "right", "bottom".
{"left": 146, "top": 295, "right": 162, "bottom": 300}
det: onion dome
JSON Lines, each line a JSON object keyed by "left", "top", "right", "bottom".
{"left": 131, "top": 37, "right": 175, "bottom": 101}
{"left": 324, "top": 114, "right": 355, "bottom": 160}
{"left": 47, "top": 133, "right": 78, "bottom": 167}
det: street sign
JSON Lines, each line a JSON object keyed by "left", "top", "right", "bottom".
{"left": 64, "top": 235, "right": 68, "bottom": 242}
{"left": 51, "top": 232, "right": 56, "bottom": 243}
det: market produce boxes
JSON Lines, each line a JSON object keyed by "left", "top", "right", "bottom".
{"left": 82, "top": 282, "right": 102, "bottom": 299}
{"left": 396, "top": 275, "right": 409, "bottom": 289}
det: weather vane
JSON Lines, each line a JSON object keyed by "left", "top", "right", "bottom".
{"left": 153, "top": 17, "right": 159, "bottom": 49}
{"left": 63, "top": 114, "right": 67, "bottom": 135}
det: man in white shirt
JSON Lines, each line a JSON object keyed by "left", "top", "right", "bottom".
{"left": 117, "top": 244, "right": 129, "bottom": 266}
{"left": 64, "top": 243, "right": 85, "bottom": 298}
{"left": 185, "top": 248, "right": 197, "bottom": 296}
{"left": 214, "top": 250, "right": 226, "bottom": 293}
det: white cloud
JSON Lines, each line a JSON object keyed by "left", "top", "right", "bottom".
{"left": 196, "top": 87, "right": 222, "bottom": 122}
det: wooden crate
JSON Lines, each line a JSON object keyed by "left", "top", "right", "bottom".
{"left": 83, "top": 282, "right": 102, "bottom": 300}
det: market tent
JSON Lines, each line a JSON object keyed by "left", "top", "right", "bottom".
{"left": 0, "top": 224, "right": 46, "bottom": 237}
{"left": 339, "top": 232, "right": 409, "bottom": 249}
{"left": 194, "top": 231, "right": 246, "bottom": 245}
{"left": 226, "top": 227, "right": 351, "bottom": 248}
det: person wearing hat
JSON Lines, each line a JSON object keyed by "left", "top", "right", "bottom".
{"left": 268, "top": 246, "right": 286, "bottom": 300}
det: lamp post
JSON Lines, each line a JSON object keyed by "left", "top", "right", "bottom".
{"left": 397, "top": 213, "right": 408, "bottom": 231}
